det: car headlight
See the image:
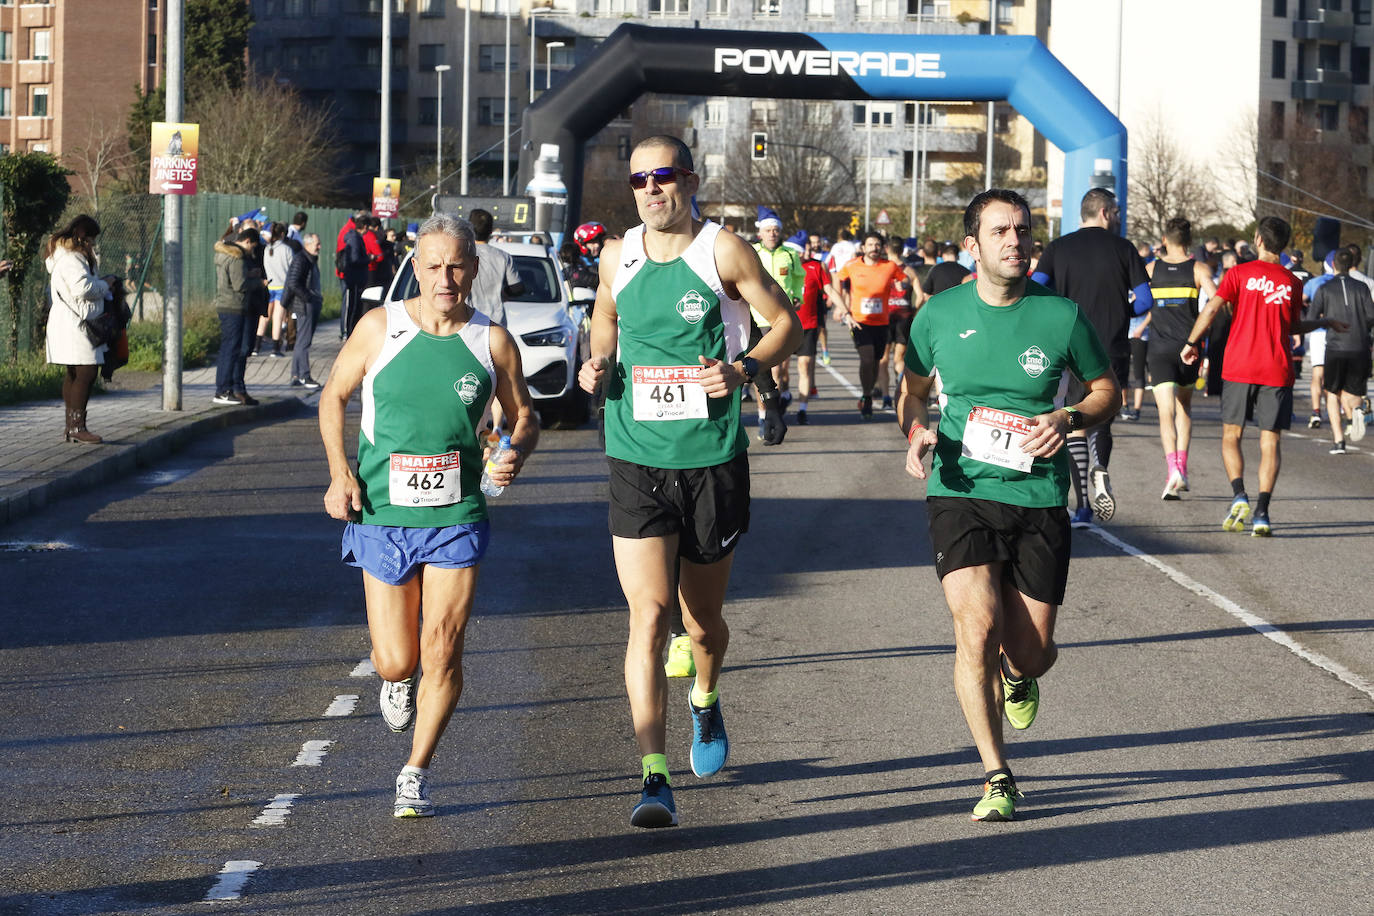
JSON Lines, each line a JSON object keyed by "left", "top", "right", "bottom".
{"left": 520, "top": 327, "right": 570, "bottom": 348}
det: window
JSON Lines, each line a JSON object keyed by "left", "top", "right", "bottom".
{"left": 617, "top": 135, "right": 631, "bottom": 160}
{"left": 32, "top": 30, "right": 50, "bottom": 61}
{"left": 595, "top": 0, "right": 632, "bottom": 13}
{"left": 856, "top": 156, "right": 899, "bottom": 182}
{"left": 857, "top": 0, "right": 900, "bottom": 19}
{"left": 649, "top": 0, "right": 690, "bottom": 15}
{"left": 707, "top": 0, "right": 729, "bottom": 14}
{"left": 704, "top": 99, "right": 728, "bottom": 127}
{"left": 419, "top": 0, "right": 445, "bottom": 16}
{"left": 1271, "top": 40, "right": 1286, "bottom": 79}
{"left": 0, "top": 32, "right": 9, "bottom": 61}
{"left": 1318, "top": 42, "right": 1340, "bottom": 71}
{"left": 366, "top": 43, "right": 407, "bottom": 67}
{"left": 147, "top": 34, "right": 158, "bottom": 66}
{"left": 750, "top": 99, "right": 778, "bottom": 125}
{"left": 1318, "top": 103, "right": 1339, "bottom": 131}
{"left": 31, "top": 142, "right": 48, "bottom": 152}
{"left": 805, "top": 101, "right": 832, "bottom": 127}
{"left": 1273, "top": 0, "right": 1286, "bottom": 14}
{"left": 283, "top": 44, "right": 305, "bottom": 70}
{"left": 420, "top": 44, "right": 446, "bottom": 69}
{"left": 807, "top": 0, "right": 835, "bottom": 17}
{"left": 1354, "top": 45, "right": 1370, "bottom": 83}
{"left": 283, "top": 0, "right": 307, "bottom": 15}
{"left": 418, "top": 96, "right": 437, "bottom": 126}
{"left": 479, "top": 0, "right": 515, "bottom": 14}
{"left": 1351, "top": 104, "right": 1369, "bottom": 143}
{"left": 549, "top": 44, "right": 574, "bottom": 68}
{"left": 994, "top": 110, "right": 1012, "bottom": 133}
{"left": 910, "top": 0, "right": 951, "bottom": 15}
{"left": 1358, "top": 0, "right": 1372, "bottom": 25}
{"left": 478, "top": 96, "right": 512, "bottom": 125}
{"left": 996, "top": 0, "right": 1013, "bottom": 25}
{"left": 1271, "top": 100, "right": 1285, "bottom": 138}
{"left": 0, "top": 88, "right": 9, "bottom": 117}
{"left": 654, "top": 99, "right": 689, "bottom": 123}
{"left": 852, "top": 102, "right": 895, "bottom": 126}
{"left": 755, "top": 0, "right": 781, "bottom": 17}
{"left": 703, "top": 152, "right": 726, "bottom": 179}
{"left": 309, "top": 44, "right": 330, "bottom": 69}
{"left": 31, "top": 86, "right": 49, "bottom": 117}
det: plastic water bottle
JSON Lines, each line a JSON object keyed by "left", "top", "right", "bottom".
{"left": 480, "top": 433, "right": 511, "bottom": 497}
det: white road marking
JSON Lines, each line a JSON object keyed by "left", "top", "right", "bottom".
{"left": 324, "top": 695, "right": 359, "bottom": 717}
{"left": 203, "top": 860, "right": 262, "bottom": 902}
{"left": 136, "top": 468, "right": 196, "bottom": 486}
{"left": 1090, "top": 525, "right": 1374, "bottom": 703}
{"left": 822, "top": 362, "right": 864, "bottom": 398}
{"left": 251, "top": 793, "right": 301, "bottom": 828}
{"left": 350, "top": 658, "right": 376, "bottom": 677}
{"left": 291, "top": 740, "right": 333, "bottom": 767}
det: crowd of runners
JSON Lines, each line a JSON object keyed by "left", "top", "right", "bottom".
{"left": 314, "top": 131, "right": 1372, "bottom": 828}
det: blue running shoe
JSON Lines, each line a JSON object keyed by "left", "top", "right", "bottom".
{"left": 630, "top": 773, "right": 678, "bottom": 828}
{"left": 1070, "top": 506, "right": 1093, "bottom": 529}
{"left": 689, "top": 695, "right": 729, "bottom": 777}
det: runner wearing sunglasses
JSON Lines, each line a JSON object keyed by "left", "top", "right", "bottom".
{"left": 578, "top": 135, "right": 800, "bottom": 828}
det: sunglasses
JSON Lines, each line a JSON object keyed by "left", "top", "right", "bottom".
{"left": 628, "top": 166, "right": 693, "bottom": 190}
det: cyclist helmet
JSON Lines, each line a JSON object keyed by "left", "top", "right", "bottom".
{"left": 574, "top": 222, "right": 607, "bottom": 256}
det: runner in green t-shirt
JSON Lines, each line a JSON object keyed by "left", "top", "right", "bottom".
{"left": 578, "top": 135, "right": 800, "bottom": 828}
{"left": 899, "top": 189, "right": 1118, "bottom": 822}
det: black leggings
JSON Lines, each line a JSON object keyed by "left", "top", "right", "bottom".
{"left": 62, "top": 364, "right": 98, "bottom": 413}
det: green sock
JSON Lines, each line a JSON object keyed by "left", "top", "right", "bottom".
{"left": 641, "top": 754, "right": 669, "bottom": 783}
{"left": 691, "top": 685, "right": 719, "bottom": 708}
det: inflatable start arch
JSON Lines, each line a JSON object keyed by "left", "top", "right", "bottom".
{"left": 518, "top": 25, "right": 1126, "bottom": 236}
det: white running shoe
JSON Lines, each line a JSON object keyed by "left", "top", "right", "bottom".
{"left": 1089, "top": 465, "right": 1115, "bottom": 521}
{"left": 1349, "top": 407, "right": 1367, "bottom": 443}
{"left": 394, "top": 769, "right": 434, "bottom": 818}
{"left": 1162, "top": 471, "right": 1184, "bottom": 501}
{"left": 380, "top": 675, "right": 417, "bottom": 732}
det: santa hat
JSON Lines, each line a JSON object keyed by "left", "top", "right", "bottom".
{"left": 784, "top": 230, "right": 807, "bottom": 252}
{"left": 755, "top": 206, "right": 782, "bottom": 230}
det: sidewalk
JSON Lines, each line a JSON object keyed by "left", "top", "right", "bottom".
{"left": 0, "top": 331, "right": 343, "bottom": 528}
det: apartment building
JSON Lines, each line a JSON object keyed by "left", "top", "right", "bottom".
{"left": 0, "top": 0, "right": 163, "bottom": 191}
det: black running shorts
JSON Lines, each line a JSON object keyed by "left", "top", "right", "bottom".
{"left": 607, "top": 453, "right": 750, "bottom": 565}
{"left": 797, "top": 326, "right": 821, "bottom": 358}
{"left": 849, "top": 323, "right": 888, "bottom": 353}
{"left": 888, "top": 310, "right": 915, "bottom": 347}
{"left": 1146, "top": 338, "right": 1199, "bottom": 388}
{"left": 927, "top": 496, "right": 1071, "bottom": 606}
{"left": 1322, "top": 351, "right": 1371, "bottom": 396}
{"left": 1221, "top": 381, "right": 1292, "bottom": 431}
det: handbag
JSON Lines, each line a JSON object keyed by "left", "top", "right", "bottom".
{"left": 81, "top": 311, "right": 120, "bottom": 348}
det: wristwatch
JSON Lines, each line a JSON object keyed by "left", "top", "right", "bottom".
{"left": 1063, "top": 406, "right": 1085, "bottom": 431}
{"left": 739, "top": 356, "right": 759, "bottom": 384}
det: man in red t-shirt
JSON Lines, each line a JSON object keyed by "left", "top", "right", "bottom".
{"left": 794, "top": 237, "right": 834, "bottom": 425}
{"left": 1182, "top": 216, "right": 1346, "bottom": 536}
{"left": 830, "top": 231, "right": 905, "bottom": 418}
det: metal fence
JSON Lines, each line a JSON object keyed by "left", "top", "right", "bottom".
{"left": 0, "top": 192, "right": 356, "bottom": 360}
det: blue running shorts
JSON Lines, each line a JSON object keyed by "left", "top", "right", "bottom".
{"left": 341, "top": 521, "right": 490, "bottom": 585}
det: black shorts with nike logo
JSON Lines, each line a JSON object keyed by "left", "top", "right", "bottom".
{"left": 607, "top": 452, "right": 750, "bottom": 565}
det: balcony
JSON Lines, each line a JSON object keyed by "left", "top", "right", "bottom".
{"left": 917, "top": 127, "right": 980, "bottom": 154}
{"left": 19, "top": 4, "right": 54, "bottom": 28}
{"left": 17, "top": 60, "right": 51, "bottom": 84}
{"left": 1292, "top": 8, "right": 1354, "bottom": 42}
{"left": 16, "top": 116, "right": 50, "bottom": 141}
{"left": 1292, "top": 68, "right": 1354, "bottom": 102}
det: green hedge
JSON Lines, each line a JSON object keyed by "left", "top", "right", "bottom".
{"left": 126, "top": 306, "right": 222, "bottom": 372}
{"left": 0, "top": 351, "right": 64, "bottom": 404}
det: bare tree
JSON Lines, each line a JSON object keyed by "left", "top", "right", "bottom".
{"left": 62, "top": 116, "right": 137, "bottom": 215}
{"left": 1128, "top": 107, "right": 1224, "bottom": 243}
{"left": 190, "top": 75, "right": 342, "bottom": 203}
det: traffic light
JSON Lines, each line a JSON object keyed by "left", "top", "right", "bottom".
{"left": 751, "top": 132, "right": 768, "bottom": 160}
{"left": 848, "top": 210, "right": 860, "bottom": 233}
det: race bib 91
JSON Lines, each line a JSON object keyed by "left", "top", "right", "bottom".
{"left": 389, "top": 452, "right": 461, "bottom": 507}
{"left": 632, "top": 365, "right": 709, "bottom": 421}
{"left": 962, "top": 407, "right": 1034, "bottom": 473}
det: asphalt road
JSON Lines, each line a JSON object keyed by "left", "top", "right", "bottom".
{"left": 1, "top": 347, "right": 1371, "bottom": 915}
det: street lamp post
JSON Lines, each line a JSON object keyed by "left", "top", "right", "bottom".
{"left": 503, "top": 0, "right": 512, "bottom": 195}
{"left": 461, "top": 0, "right": 471, "bottom": 195}
{"left": 528, "top": 7, "right": 553, "bottom": 105}
{"left": 435, "top": 64, "right": 451, "bottom": 196}
{"left": 545, "top": 41, "right": 565, "bottom": 90}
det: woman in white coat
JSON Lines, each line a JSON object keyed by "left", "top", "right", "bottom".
{"left": 45, "top": 214, "right": 111, "bottom": 444}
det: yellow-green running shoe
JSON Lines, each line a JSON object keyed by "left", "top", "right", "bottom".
{"left": 971, "top": 775, "right": 1022, "bottom": 822}
{"left": 1002, "top": 669, "right": 1039, "bottom": 731}
{"left": 664, "top": 634, "right": 695, "bottom": 678}
{"left": 1222, "top": 497, "right": 1251, "bottom": 532}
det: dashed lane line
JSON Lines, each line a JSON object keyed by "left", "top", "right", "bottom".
{"left": 251, "top": 794, "right": 302, "bottom": 828}
{"left": 291, "top": 739, "right": 333, "bottom": 767}
{"left": 324, "top": 694, "right": 359, "bottom": 717}
{"left": 203, "top": 860, "right": 262, "bottom": 902}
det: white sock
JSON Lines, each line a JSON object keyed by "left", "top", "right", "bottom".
{"left": 401, "top": 765, "right": 427, "bottom": 776}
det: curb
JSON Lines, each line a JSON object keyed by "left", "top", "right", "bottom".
{"left": 0, "top": 397, "right": 311, "bottom": 529}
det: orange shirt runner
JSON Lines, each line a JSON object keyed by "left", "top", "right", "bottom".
{"left": 838, "top": 258, "right": 906, "bottom": 327}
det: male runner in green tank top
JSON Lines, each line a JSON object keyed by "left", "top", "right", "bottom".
{"left": 900, "top": 189, "right": 1118, "bottom": 821}
{"left": 320, "top": 214, "right": 538, "bottom": 818}
{"left": 578, "top": 135, "right": 800, "bottom": 828}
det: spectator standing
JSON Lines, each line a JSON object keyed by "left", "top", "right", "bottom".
{"left": 44, "top": 214, "right": 111, "bottom": 444}
{"left": 212, "top": 229, "right": 265, "bottom": 406}
{"left": 340, "top": 216, "right": 371, "bottom": 338}
{"left": 260, "top": 222, "right": 296, "bottom": 358}
{"left": 287, "top": 211, "right": 308, "bottom": 243}
{"left": 285, "top": 232, "right": 325, "bottom": 389}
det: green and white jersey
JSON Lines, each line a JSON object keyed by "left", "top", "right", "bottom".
{"left": 357, "top": 299, "right": 496, "bottom": 526}
{"left": 603, "top": 221, "right": 752, "bottom": 469}
{"left": 906, "top": 280, "right": 1110, "bottom": 508}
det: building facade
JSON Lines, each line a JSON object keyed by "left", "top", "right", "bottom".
{"left": 0, "top": 0, "right": 163, "bottom": 193}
